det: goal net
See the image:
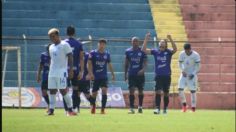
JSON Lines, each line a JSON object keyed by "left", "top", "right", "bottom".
{"left": 2, "top": 46, "right": 22, "bottom": 108}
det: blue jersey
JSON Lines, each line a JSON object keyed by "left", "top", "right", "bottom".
{"left": 151, "top": 48, "right": 173, "bottom": 76}
{"left": 125, "top": 47, "right": 147, "bottom": 76}
{"left": 40, "top": 52, "right": 50, "bottom": 81}
{"left": 64, "top": 38, "right": 83, "bottom": 76}
{"left": 89, "top": 50, "right": 111, "bottom": 80}
{"left": 80, "top": 52, "right": 89, "bottom": 81}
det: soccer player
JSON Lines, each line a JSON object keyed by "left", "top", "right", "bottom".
{"left": 142, "top": 33, "right": 177, "bottom": 114}
{"left": 88, "top": 39, "right": 115, "bottom": 114}
{"left": 47, "top": 28, "right": 76, "bottom": 116}
{"left": 178, "top": 43, "right": 201, "bottom": 112}
{"left": 77, "top": 52, "right": 94, "bottom": 112}
{"left": 36, "top": 44, "right": 51, "bottom": 112}
{"left": 124, "top": 36, "right": 147, "bottom": 114}
{"left": 64, "top": 25, "right": 84, "bottom": 113}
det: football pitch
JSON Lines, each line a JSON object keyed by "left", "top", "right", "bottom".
{"left": 2, "top": 108, "right": 235, "bottom": 132}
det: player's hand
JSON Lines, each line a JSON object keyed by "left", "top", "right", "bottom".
{"left": 188, "top": 74, "right": 194, "bottom": 80}
{"left": 36, "top": 76, "right": 41, "bottom": 83}
{"left": 145, "top": 32, "right": 151, "bottom": 40}
{"left": 89, "top": 73, "right": 95, "bottom": 80}
{"left": 68, "top": 69, "right": 74, "bottom": 79}
{"left": 77, "top": 71, "right": 83, "bottom": 80}
{"left": 182, "top": 71, "right": 187, "bottom": 77}
{"left": 111, "top": 74, "right": 115, "bottom": 83}
{"left": 124, "top": 74, "right": 128, "bottom": 82}
{"left": 138, "top": 69, "right": 144, "bottom": 76}
{"left": 167, "top": 34, "right": 172, "bottom": 40}
{"left": 85, "top": 74, "right": 90, "bottom": 80}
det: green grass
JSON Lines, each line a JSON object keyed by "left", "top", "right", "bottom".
{"left": 2, "top": 108, "right": 235, "bottom": 132}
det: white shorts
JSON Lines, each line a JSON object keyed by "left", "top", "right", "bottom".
{"left": 48, "top": 77, "right": 67, "bottom": 89}
{"left": 178, "top": 75, "right": 198, "bottom": 91}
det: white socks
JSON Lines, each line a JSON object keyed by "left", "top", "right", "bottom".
{"left": 63, "top": 93, "right": 72, "bottom": 108}
{"left": 191, "top": 92, "right": 197, "bottom": 108}
{"left": 49, "top": 94, "right": 56, "bottom": 109}
{"left": 179, "top": 90, "right": 187, "bottom": 104}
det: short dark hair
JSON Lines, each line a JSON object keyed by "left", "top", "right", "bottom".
{"left": 98, "top": 38, "right": 107, "bottom": 44}
{"left": 184, "top": 43, "right": 191, "bottom": 50}
{"left": 67, "top": 25, "right": 75, "bottom": 36}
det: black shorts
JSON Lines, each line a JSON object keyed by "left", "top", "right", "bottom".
{"left": 78, "top": 81, "right": 90, "bottom": 94}
{"left": 128, "top": 75, "right": 145, "bottom": 90}
{"left": 92, "top": 78, "right": 108, "bottom": 92}
{"left": 155, "top": 75, "right": 171, "bottom": 93}
{"left": 41, "top": 80, "right": 48, "bottom": 90}
{"left": 67, "top": 77, "right": 78, "bottom": 87}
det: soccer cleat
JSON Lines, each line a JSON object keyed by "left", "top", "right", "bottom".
{"left": 191, "top": 107, "right": 196, "bottom": 112}
{"left": 47, "top": 109, "right": 54, "bottom": 116}
{"left": 101, "top": 108, "right": 105, "bottom": 114}
{"left": 73, "top": 108, "right": 78, "bottom": 113}
{"left": 91, "top": 105, "right": 96, "bottom": 114}
{"left": 138, "top": 107, "right": 143, "bottom": 113}
{"left": 67, "top": 111, "right": 77, "bottom": 116}
{"left": 163, "top": 109, "right": 167, "bottom": 114}
{"left": 153, "top": 109, "right": 160, "bottom": 114}
{"left": 182, "top": 106, "right": 187, "bottom": 112}
{"left": 128, "top": 109, "right": 135, "bottom": 114}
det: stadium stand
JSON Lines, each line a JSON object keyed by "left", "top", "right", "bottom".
{"left": 2, "top": 0, "right": 157, "bottom": 90}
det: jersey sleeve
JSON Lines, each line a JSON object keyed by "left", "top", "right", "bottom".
{"left": 143, "top": 52, "right": 147, "bottom": 59}
{"left": 125, "top": 50, "right": 129, "bottom": 60}
{"left": 195, "top": 53, "right": 201, "bottom": 63}
{"left": 79, "top": 41, "right": 84, "bottom": 52}
{"left": 40, "top": 54, "right": 44, "bottom": 65}
{"left": 64, "top": 43, "right": 72, "bottom": 55}
{"left": 88, "top": 51, "right": 93, "bottom": 60}
{"left": 179, "top": 52, "right": 184, "bottom": 62}
{"left": 150, "top": 49, "right": 156, "bottom": 55}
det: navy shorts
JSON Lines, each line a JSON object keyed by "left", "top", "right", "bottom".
{"left": 128, "top": 75, "right": 145, "bottom": 90}
{"left": 67, "top": 77, "right": 78, "bottom": 87}
{"left": 92, "top": 78, "right": 108, "bottom": 92}
{"left": 155, "top": 75, "right": 171, "bottom": 93}
{"left": 78, "top": 81, "right": 90, "bottom": 94}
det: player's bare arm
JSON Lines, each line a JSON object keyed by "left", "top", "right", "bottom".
{"left": 78, "top": 51, "right": 84, "bottom": 80}
{"left": 124, "top": 58, "right": 129, "bottom": 82}
{"left": 141, "top": 32, "right": 151, "bottom": 54}
{"left": 167, "top": 34, "right": 177, "bottom": 54}
{"left": 68, "top": 53, "right": 74, "bottom": 79}
{"left": 87, "top": 59, "right": 94, "bottom": 80}
{"left": 36, "top": 63, "right": 43, "bottom": 83}
{"left": 108, "top": 62, "right": 115, "bottom": 82}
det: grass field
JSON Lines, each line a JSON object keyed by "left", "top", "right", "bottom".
{"left": 2, "top": 108, "right": 235, "bottom": 132}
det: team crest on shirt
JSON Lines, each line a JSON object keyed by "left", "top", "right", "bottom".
{"left": 138, "top": 52, "right": 142, "bottom": 56}
{"left": 164, "top": 52, "right": 168, "bottom": 55}
{"left": 104, "top": 55, "right": 107, "bottom": 59}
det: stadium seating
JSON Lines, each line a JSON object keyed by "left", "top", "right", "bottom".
{"left": 2, "top": 0, "right": 157, "bottom": 90}
{"left": 179, "top": 0, "right": 235, "bottom": 93}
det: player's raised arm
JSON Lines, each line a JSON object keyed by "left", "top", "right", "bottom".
{"left": 167, "top": 34, "right": 177, "bottom": 54}
{"left": 141, "top": 32, "right": 151, "bottom": 54}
